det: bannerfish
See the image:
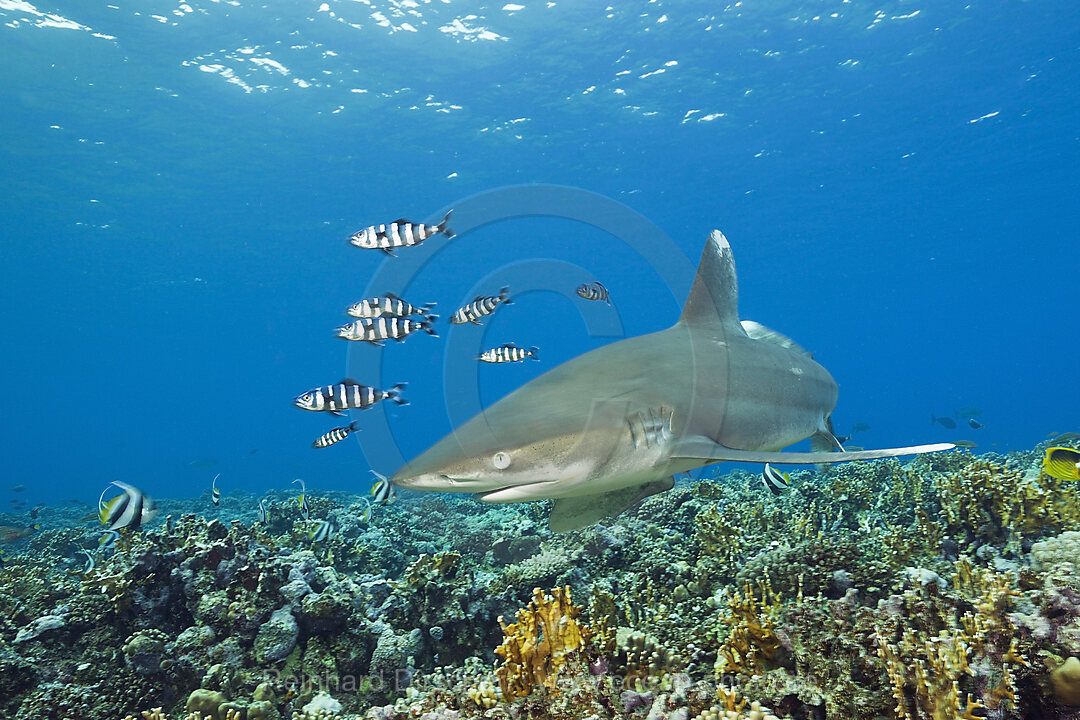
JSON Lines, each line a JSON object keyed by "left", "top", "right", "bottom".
{"left": 295, "top": 379, "right": 408, "bottom": 416}
{"left": 99, "top": 529, "right": 120, "bottom": 552}
{"left": 313, "top": 421, "right": 362, "bottom": 449}
{"left": 348, "top": 210, "right": 454, "bottom": 256}
{"left": 211, "top": 473, "right": 221, "bottom": 506}
{"left": 370, "top": 470, "right": 397, "bottom": 505}
{"left": 80, "top": 549, "right": 96, "bottom": 573}
{"left": 0, "top": 524, "right": 38, "bottom": 544}
{"left": 293, "top": 479, "right": 311, "bottom": 520}
{"left": 968, "top": 418, "right": 984, "bottom": 429}
{"left": 98, "top": 481, "right": 158, "bottom": 532}
{"left": 931, "top": 415, "right": 957, "bottom": 429}
{"left": 309, "top": 519, "right": 338, "bottom": 542}
{"left": 576, "top": 281, "right": 611, "bottom": 305}
{"left": 258, "top": 499, "right": 269, "bottom": 524}
{"left": 335, "top": 316, "right": 438, "bottom": 345}
{"left": 761, "top": 463, "right": 790, "bottom": 495}
{"left": 1043, "top": 447, "right": 1080, "bottom": 481}
{"left": 347, "top": 293, "right": 436, "bottom": 319}
{"left": 478, "top": 344, "right": 540, "bottom": 364}
{"left": 450, "top": 287, "right": 512, "bottom": 325}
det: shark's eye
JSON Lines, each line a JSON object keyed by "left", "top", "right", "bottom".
{"left": 492, "top": 452, "right": 511, "bottom": 470}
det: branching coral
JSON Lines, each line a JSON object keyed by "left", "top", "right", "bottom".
{"left": 714, "top": 580, "right": 783, "bottom": 678}
{"left": 493, "top": 585, "right": 593, "bottom": 698}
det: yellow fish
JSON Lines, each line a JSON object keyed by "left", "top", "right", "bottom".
{"left": 1043, "top": 447, "right": 1080, "bottom": 481}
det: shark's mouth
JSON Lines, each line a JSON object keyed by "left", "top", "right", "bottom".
{"left": 474, "top": 477, "right": 575, "bottom": 504}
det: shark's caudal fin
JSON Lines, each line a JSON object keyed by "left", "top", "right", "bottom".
{"left": 671, "top": 435, "right": 954, "bottom": 464}
{"left": 679, "top": 229, "right": 745, "bottom": 332}
{"left": 548, "top": 477, "right": 675, "bottom": 533}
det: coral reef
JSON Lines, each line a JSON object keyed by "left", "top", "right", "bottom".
{"left": 1, "top": 442, "right": 1079, "bottom": 718}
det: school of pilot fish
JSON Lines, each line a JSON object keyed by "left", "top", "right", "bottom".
{"left": 285, "top": 208, "right": 618, "bottom": 508}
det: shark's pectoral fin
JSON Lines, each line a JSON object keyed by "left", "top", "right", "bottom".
{"left": 548, "top": 477, "right": 676, "bottom": 533}
{"left": 671, "top": 435, "right": 954, "bottom": 465}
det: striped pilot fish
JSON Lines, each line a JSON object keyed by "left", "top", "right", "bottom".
{"left": 760, "top": 463, "right": 791, "bottom": 496}
{"left": 347, "top": 292, "right": 436, "bottom": 319}
{"left": 294, "top": 379, "right": 408, "bottom": 416}
{"left": 478, "top": 344, "right": 540, "bottom": 364}
{"left": 576, "top": 281, "right": 611, "bottom": 305}
{"left": 348, "top": 210, "right": 454, "bottom": 256}
{"left": 336, "top": 316, "right": 438, "bottom": 345}
{"left": 98, "top": 481, "right": 158, "bottom": 531}
{"left": 450, "top": 286, "right": 513, "bottom": 325}
{"left": 313, "top": 421, "right": 361, "bottom": 449}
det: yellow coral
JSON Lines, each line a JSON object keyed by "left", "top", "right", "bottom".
{"left": 494, "top": 585, "right": 590, "bottom": 698}
{"left": 714, "top": 580, "right": 782, "bottom": 677}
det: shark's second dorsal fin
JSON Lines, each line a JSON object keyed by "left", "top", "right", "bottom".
{"left": 679, "top": 229, "right": 743, "bottom": 329}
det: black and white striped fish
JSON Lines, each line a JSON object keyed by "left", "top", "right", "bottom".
{"left": 309, "top": 519, "right": 338, "bottom": 542}
{"left": 313, "top": 421, "right": 361, "bottom": 449}
{"left": 348, "top": 210, "right": 454, "bottom": 256}
{"left": 257, "top": 499, "right": 269, "bottom": 524}
{"left": 335, "top": 316, "right": 438, "bottom": 345}
{"left": 576, "top": 281, "right": 611, "bottom": 305}
{"left": 761, "top": 463, "right": 791, "bottom": 495}
{"left": 370, "top": 470, "right": 397, "bottom": 505}
{"left": 347, "top": 293, "right": 436, "bottom": 319}
{"left": 478, "top": 344, "right": 539, "bottom": 363}
{"left": 80, "top": 549, "right": 96, "bottom": 574}
{"left": 295, "top": 379, "right": 408, "bottom": 416}
{"left": 211, "top": 473, "right": 221, "bottom": 506}
{"left": 450, "top": 287, "right": 513, "bottom": 325}
{"left": 98, "top": 481, "right": 158, "bottom": 531}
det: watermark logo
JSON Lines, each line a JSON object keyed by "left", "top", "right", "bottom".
{"left": 344, "top": 184, "right": 696, "bottom": 473}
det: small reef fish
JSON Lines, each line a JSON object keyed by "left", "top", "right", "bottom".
{"left": 335, "top": 316, "right": 438, "bottom": 345}
{"left": 313, "top": 421, "right": 361, "bottom": 449}
{"left": 761, "top": 463, "right": 790, "bottom": 495}
{"left": 99, "top": 529, "right": 120, "bottom": 551}
{"left": 293, "top": 479, "right": 311, "bottom": 520}
{"left": 1043, "top": 447, "right": 1080, "bottom": 481}
{"left": 478, "top": 344, "right": 540, "bottom": 364}
{"left": 257, "top": 499, "right": 269, "bottom": 524}
{"left": 348, "top": 210, "right": 454, "bottom": 256}
{"left": 968, "top": 418, "right": 984, "bottom": 429}
{"left": 450, "top": 287, "right": 512, "bottom": 325}
{"left": 931, "top": 415, "right": 957, "bottom": 429}
{"left": 956, "top": 407, "right": 983, "bottom": 418}
{"left": 370, "top": 470, "right": 396, "bottom": 505}
{"left": 309, "top": 519, "right": 338, "bottom": 542}
{"left": 0, "top": 524, "right": 38, "bottom": 544}
{"left": 576, "top": 281, "right": 611, "bottom": 305}
{"left": 295, "top": 379, "right": 408, "bottom": 416}
{"left": 98, "top": 482, "right": 158, "bottom": 532}
{"left": 211, "top": 473, "right": 221, "bottom": 506}
{"left": 347, "top": 293, "right": 436, "bottom": 319}
{"left": 80, "top": 549, "right": 95, "bottom": 573}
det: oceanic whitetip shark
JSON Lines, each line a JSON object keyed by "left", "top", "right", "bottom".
{"left": 391, "top": 230, "right": 953, "bottom": 532}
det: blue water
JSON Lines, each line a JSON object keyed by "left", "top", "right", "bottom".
{"left": 2, "top": 0, "right": 1077, "bottom": 509}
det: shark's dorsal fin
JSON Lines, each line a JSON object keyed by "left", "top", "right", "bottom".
{"left": 679, "top": 230, "right": 744, "bottom": 329}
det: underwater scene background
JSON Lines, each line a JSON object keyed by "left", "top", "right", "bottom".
{"left": 2, "top": 0, "right": 1080, "bottom": 718}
